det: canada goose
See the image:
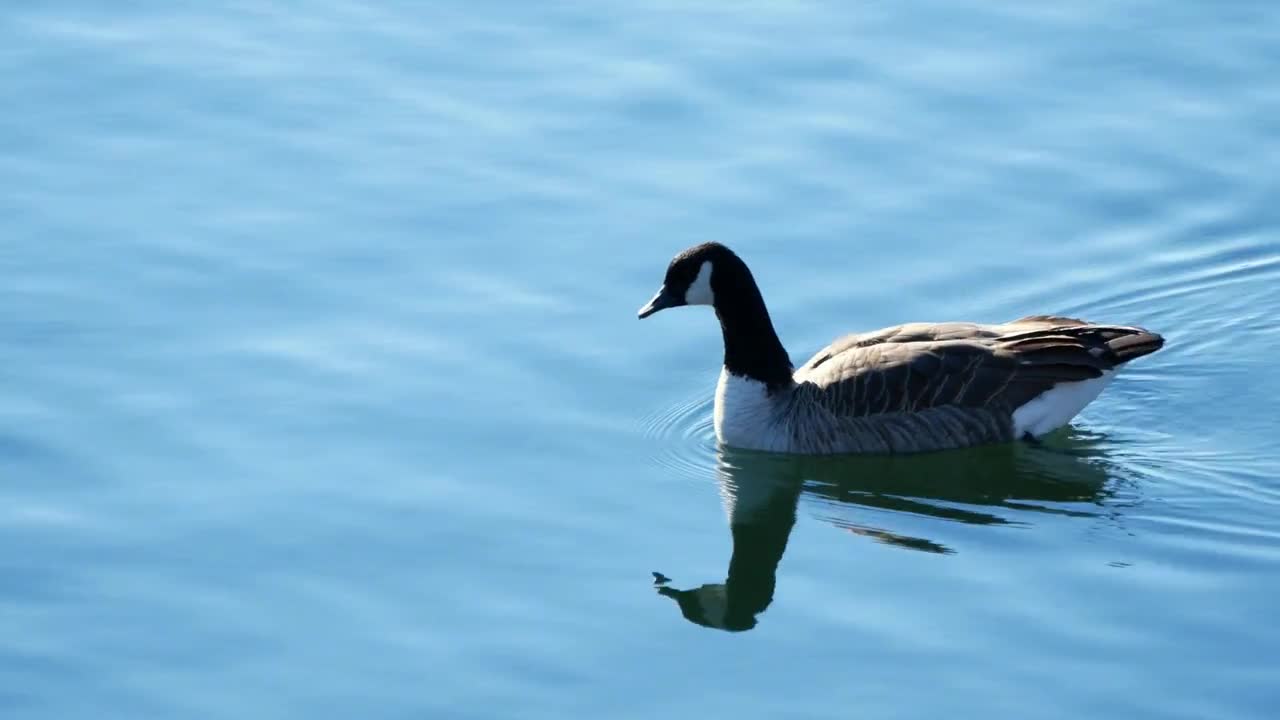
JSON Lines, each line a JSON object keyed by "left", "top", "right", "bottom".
{"left": 638, "top": 243, "right": 1164, "bottom": 454}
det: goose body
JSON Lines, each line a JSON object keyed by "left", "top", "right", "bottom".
{"left": 638, "top": 243, "right": 1164, "bottom": 455}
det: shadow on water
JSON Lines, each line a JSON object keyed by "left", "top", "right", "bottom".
{"left": 655, "top": 436, "right": 1121, "bottom": 632}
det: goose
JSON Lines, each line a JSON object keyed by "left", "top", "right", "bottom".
{"left": 637, "top": 242, "right": 1165, "bottom": 455}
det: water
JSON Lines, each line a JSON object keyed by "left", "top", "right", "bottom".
{"left": 3, "top": 2, "right": 1279, "bottom": 718}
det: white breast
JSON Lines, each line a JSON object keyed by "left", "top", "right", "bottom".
{"left": 1012, "top": 372, "right": 1114, "bottom": 438}
{"left": 714, "top": 369, "right": 790, "bottom": 452}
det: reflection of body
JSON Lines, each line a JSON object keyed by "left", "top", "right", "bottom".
{"left": 657, "top": 441, "right": 1115, "bottom": 631}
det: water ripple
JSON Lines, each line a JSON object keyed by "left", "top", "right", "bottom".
{"left": 639, "top": 391, "right": 717, "bottom": 482}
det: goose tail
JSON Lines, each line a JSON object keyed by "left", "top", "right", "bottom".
{"left": 1106, "top": 329, "right": 1165, "bottom": 364}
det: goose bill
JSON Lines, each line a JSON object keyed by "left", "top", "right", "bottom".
{"left": 638, "top": 286, "right": 682, "bottom": 318}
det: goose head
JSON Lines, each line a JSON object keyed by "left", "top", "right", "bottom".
{"left": 637, "top": 242, "right": 743, "bottom": 319}
{"left": 637, "top": 242, "right": 793, "bottom": 389}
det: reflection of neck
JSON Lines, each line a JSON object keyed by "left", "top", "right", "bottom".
{"left": 722, "top": 512, "right": 795, "bottom": 625}
{"left": 716, "top": 270, "right": 793, "bottom": 391}
{"left": 721, "top": 473, "right": 802, "bottom": 628}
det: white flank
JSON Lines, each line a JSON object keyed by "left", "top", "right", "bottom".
{"left": 685, "top": 260, "right": 714, "bottom": 306}
{"left": 1012, "top": 371, "right": 1115, "bottom": 438}
{"left": 715, "top": 369, "right": 787, "bottom": 451}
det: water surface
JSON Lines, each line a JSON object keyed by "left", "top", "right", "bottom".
{"left": 3, "top": 2, "right": 1279, "bottom": 718}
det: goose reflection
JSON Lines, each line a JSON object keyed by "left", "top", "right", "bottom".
{"left": 656, "top": 437, "right": 1118, "bottom": 631}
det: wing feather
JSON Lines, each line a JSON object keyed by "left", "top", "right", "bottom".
{"left": 794, "top": 319, "right": 1164, "bottom": 420}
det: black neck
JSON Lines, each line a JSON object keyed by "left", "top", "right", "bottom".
{"left": 714, "top": 264, "right": 793, "bottom": 390}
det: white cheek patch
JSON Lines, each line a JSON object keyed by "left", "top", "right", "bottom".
{"left": 685, "top": 260, "right": 714, "bottom": 306}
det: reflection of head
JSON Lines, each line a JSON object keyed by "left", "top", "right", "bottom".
{"left": 658, "top": 584, "right": 747, "bottom": 631}
{"left": 657, "top": 507, "right": 800, "bottom": 631}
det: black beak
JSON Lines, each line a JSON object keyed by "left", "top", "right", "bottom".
{"left": 638, "top": 286, "right": 683, "bottom": 319}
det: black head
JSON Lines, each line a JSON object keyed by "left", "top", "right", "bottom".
{"left": 637, "top": 242, "right": 793, "bottom": 387}
{"left": 637, "top": 242, "right": 742, "bottom": 319}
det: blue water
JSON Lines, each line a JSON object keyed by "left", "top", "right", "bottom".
{"left": 4, "top": 2, "right": 1280, "bottom": 718}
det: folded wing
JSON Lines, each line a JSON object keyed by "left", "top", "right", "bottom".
{"left": 794, "top": 318, "right": 1164, "bottom": 419}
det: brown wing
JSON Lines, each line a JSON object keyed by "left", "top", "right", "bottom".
{"left": 794, "top": 319, "right": 1164, "bottom": 418}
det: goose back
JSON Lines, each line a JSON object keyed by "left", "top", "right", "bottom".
{"left": 770, "top": 316, "right": 1164, "bottom": 454}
